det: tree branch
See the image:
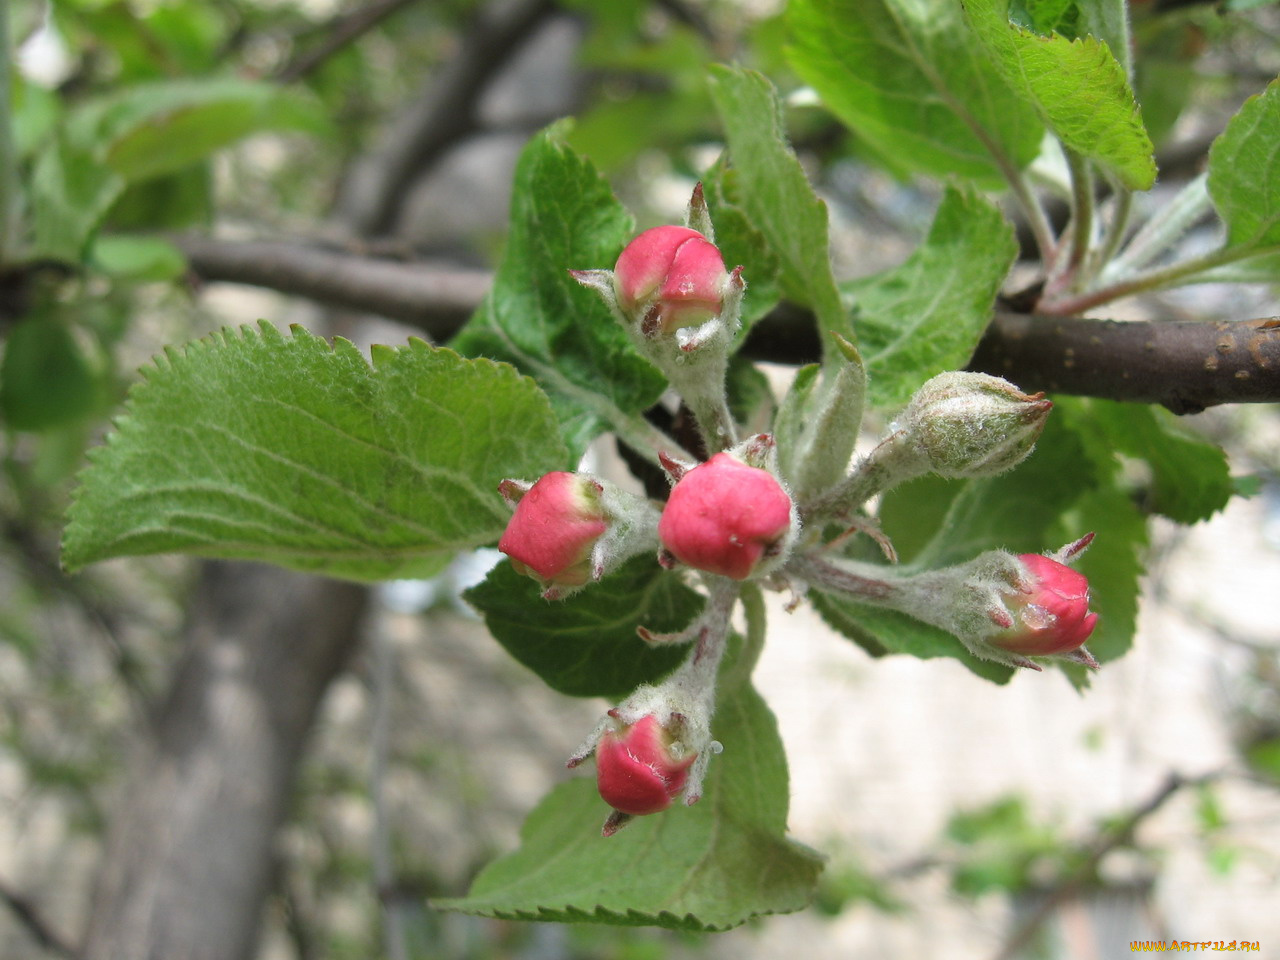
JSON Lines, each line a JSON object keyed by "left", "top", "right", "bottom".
{"left": 970, "top": 312, "right": 1280, "bottom": 414}
{"left": 337, "top": 0, "right": 557, "bottom": 236}
{"left": 174, "top": 235, "right": 1280, "bottom": 411}
{"left": 176, "top": 235, "right": 490, "bottom": 339}
{"left": 0, "top": 875, "right": 79, "bottom": 959}
{"left": 274, "top": 0, "right": 424, "bottom": 84}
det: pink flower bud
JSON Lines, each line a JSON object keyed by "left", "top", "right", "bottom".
{"left": 596, "top": 715, "right": 696, "bottom": 817}
{"left": 658, "top": 452, "right": 794, "bottom": 580}
{"left": 612, "top": 225, "right": 730, "bottom": 337}
{"left": 498, "top": 472, "right": 608, "bottom": 591}
{"left": 990, "top": 553, "right": 1099, "bottom": 658}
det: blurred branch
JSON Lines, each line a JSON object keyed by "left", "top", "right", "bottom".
{"left": 989, "top": 770, "right": 1222, "bottom": 960}
{"left": 0, "top": 875, "right": 79, "bottom": 959}
{"left": 339, "top": 0, "right": 557, "bottom": 236}
{"left": 176, "top": 235, "right": 1280, "bottom": 410}
{"left": 275, "top": 0, "right": 423, "bottom": 84}
{"left": 175, "top": 235, "right": 490, "bottom": 339}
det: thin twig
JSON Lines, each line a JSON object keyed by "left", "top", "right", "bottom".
{"left": 275, "top": 0, "right": 423, "bottom": 84}
{"left": 0, "top": 875, "right": 79, "bottom": 959}
{"left": 339, "top": 0, "right": 557, "bottom": 236}
{"left": 988, "top": 770, "right": 1223, "bottom": 960}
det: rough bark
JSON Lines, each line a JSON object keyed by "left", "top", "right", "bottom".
{"left": 81, "top": 563, "right": 368, "bottom": 960}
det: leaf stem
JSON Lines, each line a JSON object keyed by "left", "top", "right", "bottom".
{"left": 1039, "top": 243, "right": 1261, "bottom": 316}
{"left": 721, "top": 581, "right": 765, "bottom": 691}
{"left": 1090, "top": 181, "right": 1133, "bottom": 281}
{"left": 1101, "top": 172, "right": 1211, "bottom": 283}
{"left": 1063, "top": 148, "right": 1095, "bottom": 279}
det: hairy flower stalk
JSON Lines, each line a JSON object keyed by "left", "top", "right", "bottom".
{"left": 807, "top": 372, "right": 1053, "bottom": 521}
{"left": 569, "top": 577, "right": 739, "bottom": 835}
{"left": 791, "top": 535, "right": 1099, "bottom": 671}
{"left": 571, "top": 184, "right": 746, "bottom": 452}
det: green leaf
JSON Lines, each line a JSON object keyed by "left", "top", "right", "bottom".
{"left": 1061, "top": 398, "right": 1233, "bottom": 524}
{"left": 465, "top": 556, "right": 700, "bottom": 699}
{"left": 883, "top": 407, "right": 1096, "bottom": 569}
{"left": 63, "top": 323, "right": 569, "bottom": 581}
{"left": 451, "top": 125, "right": 664, "bottom": 460}
{"left": 1208, "top": 81, "right": 1280, "bottom": 250}
{"left": 848, "top": 187, "right": 1018, "bottom": 409}
{"left": 706, "top": 66, "right": 849, "bottom": 344}
{"left": 436, "top": 680, "right": 822, "bottom": 931}
{"left": 83, "top": 78, "right": 328, "bottom": 183}
{"left": 29, "top": 132, "right": 125, "bottom": 263}
{"left": 786, "top": 0, "right": 1043, "bottom": 185}
{"left": 701, "top": 167, "right": 783, "bottom": 331}
{"left": 811, "top": 590, "right": 1014, "bottom": 683}
{"left": 90, "top": 234, "right": 187, "bottom": 282}
{"left": 1, "top": 315, "right": 99, "bottom": 431}
{"left": 964, "top": 0, "right": 1156, "bottom": 191}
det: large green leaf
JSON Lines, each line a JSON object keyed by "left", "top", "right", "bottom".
{"left": 465, "top": 556, "right": 700, "bottom": 699}
{"left": 1208, "top": 80, "right": 1280, "bottom": 251}
{"left": 436, "top": 679, "right": 822, "bottom": 930}
{"left": 451, "top": 125, "right": 664, "bottom": 459}
{"left": 849, "top": 187, "right": 1018, "bottom": 409}
{"left": 787, "top": 0, "right": 1043, "bottom": 185}
{"left": 63, "top": 323, "right": 569, "bottom": 581}
{"left": 964, "top": 0, "right": 1155, "bottom": 191}
{"left": 706, "top": 66, "right": 849, "bottom": 343}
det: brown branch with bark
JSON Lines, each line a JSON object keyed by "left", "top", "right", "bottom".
{"left": 175, "top": 234, "right": 1280, "bottom": 412}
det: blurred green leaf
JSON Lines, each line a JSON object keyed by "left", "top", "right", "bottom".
{"left": 850, "top": 187, "right": 1018, "bottom": 409}
{"left": 1, "top": 314, "right": 98, "bottom": 431}
{"left": 30, "top": 131, "right": 125, "bottom": 262}
{"left": 787, "top": 0, "right": 1043, "bottom": 185}
{"left": 436, "top": 679, "right": 822, "bottom": 930}
{"left": 465, "top": 556, "right": 699, "bottom": 699}
{"left": 90, "top": 234, "right": 187, "bottom": 282}
{"left": 451, "top": 124, "right": 664, "bottom": 460}
{"left": 63, "top": 323, "right": 569, "bottom": 581}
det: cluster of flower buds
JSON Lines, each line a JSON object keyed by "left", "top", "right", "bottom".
{"left": 488, "top": 188, "right": 1108, "bottom": 836}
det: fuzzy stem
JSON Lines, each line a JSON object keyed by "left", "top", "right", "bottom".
{"left": 1090, "top": 183, "right": 1133, "bottom": 281}
{"left": 1063, "top": 149, "right": 1095, "bottom": 281}
{"left": 801, "top": 430, "right": 926, "bottom": 522}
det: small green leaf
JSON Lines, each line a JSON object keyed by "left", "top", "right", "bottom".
{"left": 90, "top": 234, "right": 187, "bottom": 282}
{"left": 787, "top": 0, "right": 1043, "bottom": 184}
{"left": 849, "top": 188, "right": 1018, "bottom": 409}
{"left": 1061, "top": 398, "right": 1233, "bottom": 524}
{"left": 452, "top": 125, "right": 664, "bottom": 459}
{"left": 465, "top": 556, "right": 700, "bottom": 699}
{"left": 1, "top": 315, "right": 98, "bottom": 431}
{"left": 436, "top": 681, "right": 822, "bottom": 931}
{"left": 63, "top": 323, "right": 569, "bottom": 581}
{"left": 706, "top": 66, "right": 849, "bottom": 344}
{"left": 1208, "top": 80, "right": 1280, "bottom": 251}
{"left": 964, "top": 0, "right": 1156, "bottom": 190}
{"left": 30, "top": 132, "right": 125, "bottom": 263}
{"left": 701, "top": 167, "right": 783, "bottom": 331}
{"left": 811, "top": 591, "right": 1014, "bottom": 683}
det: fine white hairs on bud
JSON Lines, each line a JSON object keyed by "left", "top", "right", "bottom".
{"left": 902, "top": 372, "right": 1053, "bottom": 479}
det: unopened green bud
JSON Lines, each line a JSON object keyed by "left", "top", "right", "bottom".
{"left": 903, "top": 372, "right": 1052, "bottom": 478}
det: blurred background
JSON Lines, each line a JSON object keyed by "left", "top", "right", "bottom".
{"left": 2, "top": 0, "right": 1279, "bottom": 957}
